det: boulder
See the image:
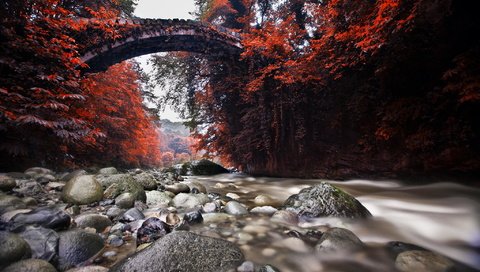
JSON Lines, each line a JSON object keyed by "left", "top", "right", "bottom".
{"left": 103, "top": 178, "right": 146, "bottom": 202}
{"left": 111, "top": 231, "right": 244, "bottom": 272}
{"left": 177, "top": 159, "right": 230, "bottom": 176}
{"left": 74, "top": 214, "right": 112, "bottom": 232}
{"left": 0, "top": 231, "right": 31, "bottom": 268}
{"left": 315, "top": 227, "right": 364, "bottom": 253}
{"left": 18, "top": 226, "right": 58, "bottom": 261}
{"left": 58, "top": 230, "right": 104, "bottom": 270}
{"left": 283, "top": 182, "right": 371, "bottom": 218}
{"left": 133, "top": 172, "right": 158, "bottom": 190}
{"left": 2, "top": 259, "right": 57, "bottom": 272}
{"left": 62, "top": 175, "right": 103, "bottom": 205}
{"left": 0, "top": 175, "right": 16, "bottom": 192}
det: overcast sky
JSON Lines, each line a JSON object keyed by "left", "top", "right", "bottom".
{"left": 134, "top": 0, "right": 196, "bottom": 121}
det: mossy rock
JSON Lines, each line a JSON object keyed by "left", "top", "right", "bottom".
{"left": 283, "top": 182, "right": 371, "bottom": 219}
{"left": 103, "top": 179, "right": 146, "bottom": 202}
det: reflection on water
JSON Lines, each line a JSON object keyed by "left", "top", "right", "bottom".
{"left": 188, "top": 174, "right": 480, "bottom": 271}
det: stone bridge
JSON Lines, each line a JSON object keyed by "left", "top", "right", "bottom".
{"left": 79, "top": 18, "right": 243, "bottom": 73}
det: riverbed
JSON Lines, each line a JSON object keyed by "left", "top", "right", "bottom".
{"left": 186, "top": 174, "right": 480, "bottom": 271}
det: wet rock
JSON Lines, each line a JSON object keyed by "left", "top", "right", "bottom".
{"left": 75, "top": 214, "right": 112, "bottom": 233}
{"left": 136, "top": 217, "right": 170, "bottom": 245}
{"left": 183, "top": 210, "right": 203, "bottom": 225}
{"left": 165, "top": 183, "right": 190, "bottom": 194}
{"left": 0, "top": 195, "right": 27, "bottom": 214}
{"left": 271, "top": 210, "right": 299, "bottom": 225}
{"left": 283, "top": 182, "right": 371, "bottom": 218}
{"left": 11, "top": 206, "right": 71, "bottom": 230}
{"left": 18, "top": 226, "right": 58, "bottom": 261}
{"left": 0, "top": 231, "right": 31, "bottom": 268}
{"left": 36, "top": 174, "right": 56, "bottom": 184}
{"left": 254, "top": 194, "right": 277, "bottom": 206}
{"left": 115, "top": 193, "right": 135, "bottom": 209}
{"left": 111, "top": 231, "right": 244, "bottom": 272}
{"left": 121, "top": 208, "right": 144, "bottom": 222}
{"left": 225, "top": 201, "right": 248, "bottom": 215}
{"left": 133, "top": 173, "right": 157, "bottom": 190}
{"left": 250, "top": 206, "right": 278, "bottom": 214}
{"left": 66, "top": 265, "right": 109, "bottom": 272}
{"left": 103, "top": 178, "right": 146, "bottom": 202}
{"left": 0, "top": 175, "right": 16, "bottom": 192}
{"left": 98, "top": 167, "right": 118, "bottom": 175}
{"left": 58, "top": 230, "right": 104, "bottom": 270}
{"left": 315, "top": 227, "right": 364, "bottom": 253}
{"left": 258, "top": 264, "right": 281, "bottom": 272}
{"left": 2, "top": 259, "right": 57, "bottom": 272}
{"left": 395, "top": 250, "right": 454, "bottom": 272}
{"left": 274, "top": 237, "right": 310, "bottom": 253}
{"left": 237, "top": 261, "right": 255, "bottom": 272}
{"left": 172, "top": 193, "right": 209, "bottom": 210}
{"left": 60, "top": 169, "right": 87, "bottom": 182}
{"left": 62, "top": 175, "right": 103, "bottom": 205}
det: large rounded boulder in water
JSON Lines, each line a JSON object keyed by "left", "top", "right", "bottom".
{"left": 62, "top": 175, "right": 103, "bottom": 205}
{"left": 111, "top": 231, "right": 244, "bottom": 272}
{"left": 282, "top": 182, "right": 371, "bottom": 219}
{"left": 175, "top": 159, "right": 230, "bottom": 176}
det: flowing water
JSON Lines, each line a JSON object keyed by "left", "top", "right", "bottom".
{"left": 183, "top": 174, "right": 480, "bottom": 271}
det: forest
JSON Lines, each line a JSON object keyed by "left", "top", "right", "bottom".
{"left": 1, "top": 0, "right": 479, "bottom": 179}
{"left": 1, "top": 1, "right": 480, "bottom": 272}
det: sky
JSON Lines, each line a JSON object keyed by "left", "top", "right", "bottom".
{"left": 134, "top": 0, "right": 196, "bottom": 121}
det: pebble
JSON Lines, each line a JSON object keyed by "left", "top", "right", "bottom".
{"left": 165, "top": 183, "right": 190, "bottom": 194}
{"left": 108, "top": 235, "right": 124, "bottom": 247}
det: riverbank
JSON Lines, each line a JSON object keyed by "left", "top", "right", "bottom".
{"left": 1, "top": 166, "right": 479, "bottom": 271}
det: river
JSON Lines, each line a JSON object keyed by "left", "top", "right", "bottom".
{"left": 184, "top": 174, "right": 480, "bottom": 271}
